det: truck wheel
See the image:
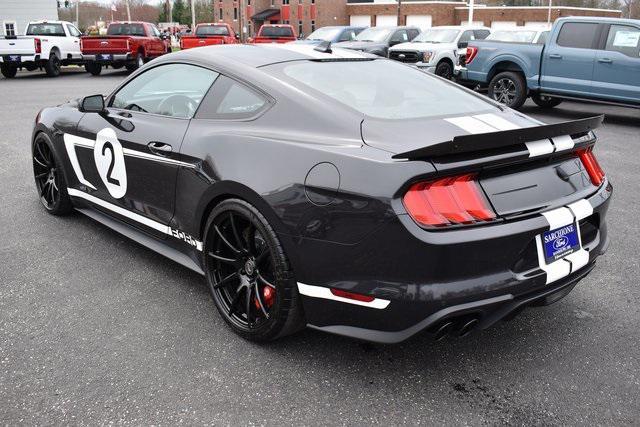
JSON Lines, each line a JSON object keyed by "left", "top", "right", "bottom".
{"left": 488, "top": 71, "right": 527, "bottom": 109}
{"left": 126, "top": 53, "right": 145, "bottom": 72}
{"left": 84, "top": 62, "right": 102, "bottom": 76}
{"left": 531, "top": 93, "right": 563, "bottom": 109}
{"left": 0, "top": 63, "right": 17, "bottom": 78}
{"left": 44, "top": 51, "right": 61, "bottom": 77}
{"left": 435, "top": 61, "right": 453, "bottom": 80}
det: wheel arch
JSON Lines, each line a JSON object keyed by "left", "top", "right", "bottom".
{"left": 487, "top": 60, "right": 526, "bottom": 83}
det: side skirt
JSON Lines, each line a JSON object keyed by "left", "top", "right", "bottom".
{"left": 76, "top": 207, "right": 205, "bottom": 276}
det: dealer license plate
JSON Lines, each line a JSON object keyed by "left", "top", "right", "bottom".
{"left": 542, "top": 223, "right": 580, "bottom": 264}
{"left": 6, "top": 55, "right": 20, "bottom": 62}
{"left": 99, "top": 54, "right": 113, "bottom": 61}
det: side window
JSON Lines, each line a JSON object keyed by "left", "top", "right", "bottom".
{"left": 556, "top": 22, "right": 599, "bottom": 49}
{"left": 110, "top": 64, "right": 219, "bottom": 119}
{"left": 605, "top": 25, "right": 640, "bottom": 58}
{"left": 67, "top": 24, "right": 81, "bottom": 37}
{"left": 408, "top": 29, "right": 420, "bottom": 40}
{"left": 459, "top": 30, "right": 475, "bottom": 43}
{"left": 197, "top": 76, "right": 268, "bottom": 120}
{"left": 537, "top": 31, "right": 550, "bottom": 44}
{"left": 474, "top": 30, "right": 490, "bottom": 40}
{"left": 151, "top": 25, "right": 161, "bottom": 37}
{"left": 339, "top": 30, "right": 355, "bottom": 42}
{"left": 390, "top": 30, "right": 408, "bottom": 43}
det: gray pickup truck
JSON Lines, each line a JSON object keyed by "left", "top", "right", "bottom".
{"left": 458, "top": 17, "right": 640, "bottom": 110}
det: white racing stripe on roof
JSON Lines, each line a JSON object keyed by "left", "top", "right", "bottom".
{"left": 444, "top": 116, "right": 497, "bottom": 134}
{"left": 472, "top": 113, "right": 521, "bottom": 131}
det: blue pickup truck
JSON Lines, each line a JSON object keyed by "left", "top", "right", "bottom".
{"left": 459, "top": 17, "right": 640, "bottom": 109}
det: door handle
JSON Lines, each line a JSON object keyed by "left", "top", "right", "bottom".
{"left": 598, "top": 58, "right": 613, "bottom": 63}
{"left": 148, "top": 141, "right": 172, "bottom": 156}
{"left": 549, "top": 53, "right": 562, "bottom": 59}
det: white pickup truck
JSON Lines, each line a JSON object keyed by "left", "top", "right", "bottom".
{"left": 0, "top": 20, "right": 83, "bottom": 78}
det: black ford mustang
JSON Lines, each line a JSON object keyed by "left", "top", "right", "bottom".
{"left": 32, "top": 44, "right": 611, "bottom": 343}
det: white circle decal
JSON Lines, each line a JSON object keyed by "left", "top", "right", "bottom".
{"left": 93, "top": 128, "right": 127, "bottom": 199}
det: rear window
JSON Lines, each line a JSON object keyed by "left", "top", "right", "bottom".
{"left": 260, "top": 26, "right": 294, "bottom": 38}
{"left": 196, "top": 25, "right": 230, "bottom": 36}
{"left": 556, "top": 22, "right": 598, "bottom": 49}
{"left": 274, "top": 60, "right": 495, "bottom": 120}
{"left": 26, "top": 23, "right": 65, "bottom": 37}
{"left": 107, "top": 23, "right": 145, "bottom": 36}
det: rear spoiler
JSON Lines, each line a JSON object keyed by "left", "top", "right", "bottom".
{"left": 392, "top": 115, "right": 604, "bottom": 160}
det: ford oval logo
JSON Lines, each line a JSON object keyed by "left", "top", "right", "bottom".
{"left": 398, "top": 54, "right": 406, "bottom": 58}
{"left": 101, "top": 41, "right": 108, "bottom": 45}
{"left": 553, "top": 236, "right": 569, "bottom": 250}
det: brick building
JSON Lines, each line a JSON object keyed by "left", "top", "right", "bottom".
{"left": 213, "top": 0, "right": 621, "bottom": 38}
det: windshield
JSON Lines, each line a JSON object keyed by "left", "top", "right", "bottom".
{"left": 274, "top": 60, "right": 494, "bottom": 120}
{"left": 196, "top": 25, "right": 230, "bottom": 36}
{"left": 26, "top": 23, "right": 65, "bottom": 37}
{"left": 355, "top": 27, "right": 393, "bottom": 42}
{"left": 306, "top": 27, "right": 342, "bottom": 41}
{"left": 487, "top": 30, "right": 537, "bottom": 43}
{"left": 107, "top": 23, "right": 145, "bottom": 36}
{"left": 413, "top": 29, "right": 460, "bottom": 43}
{"left": 260, "top": 26, "right": 294, "bottom": 38}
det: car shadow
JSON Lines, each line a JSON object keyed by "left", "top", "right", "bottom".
{"left": 520, "top": 101, "right": 639, "bottom": 127}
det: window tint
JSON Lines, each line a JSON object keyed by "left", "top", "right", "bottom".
{"left": 605, "top": 25, "right": 640, "bottom": 58}
{"left": 108, "top": 23, "right": 145, "bottom": 36}
{"left": 26, "top": 23, "right": 65, "bottom": 36}
{"left": 474, "top": 30, "right": 490, "bottom": 40}
{"left": 260, "top": 26, "right": 294, "bottom": 37}
{"left": 198, "top": 76, "right": 267, "bottom": 119}
{"left": 196, "top": 25, "right": 230, "bottom": 36}
{"left": 390, "top": 30, "right": 408, "bottom": 43}
{"left": 110, "top": 64, "right": 218, "bottom": 118}
{"left": 459, "top": 30, "right": 475, "bottom": 44}
{"left": 408, "top": 29, "right": 420, "bottom": 40}
{"left": 338, "top": 29, "right": 357, "bottom": 42}
{"left": 276, "top": 60, "right": 495, "bottom": 120}
{"left": 556, "top": 22, "right": 598, "bottom": 49}
{"left": 67, "top": 24, "right": 81, "bottom": 37}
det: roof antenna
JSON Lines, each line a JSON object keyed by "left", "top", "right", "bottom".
{"left": 314, "top": 41, "right": 332, "bottom": 54}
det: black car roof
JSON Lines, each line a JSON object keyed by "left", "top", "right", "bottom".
{"left": 164, "top": 43, "right": 372, "bottom": 68}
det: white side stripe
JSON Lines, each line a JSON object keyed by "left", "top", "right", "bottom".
{"left": 525, "top": 139, "right": 555, "bottom": 157}
{"left": 297, "top": 283, "right": 390, "bottom": 309}
{"left": 445, "top": 116, "right": 497, "bottom": 134}
{"left": 63, "top": 134, "right": 97, "bottom": 190}
{"left": 67, "top": 188, "right": 203, "bottom": 251}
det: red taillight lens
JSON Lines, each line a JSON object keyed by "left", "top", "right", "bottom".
{"left": 465, "top": 46, "right": 478, "bottom": 64}
{"left": 578, "top": 149, "right": 605, "bottom": 186}
{"left": 403, "top": 174, "right": 496, "bottom": 228}
{"left": 34, "top": 38, "right": 41, "bottom": 54}
{"left": 330, "top": 289, "right": 375, "bottom": 303}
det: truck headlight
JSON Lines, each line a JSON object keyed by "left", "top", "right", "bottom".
{"left": 422, "top": 51, "right": 434, "bottom": 63}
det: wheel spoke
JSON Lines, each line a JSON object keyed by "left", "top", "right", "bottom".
{"left": 208, "top": 251, "right": 239, "bottom": 266}
{"left": 228, "top": 284, "right": 243, "bottom": 317}
{"left": 214, "top": 224, "right": 241, "bottom": 254}
{"left": 36, "top": 143, "right": 51, "bottom": 166}
{"left": 35, "top": 172, "right": 48, "bottom": 179}
{"left": 33, "top": 156, "right": 47, "bottom": 168}
{"left": 213, "top": 271, "right": 239, "bottom": 289}
{"left": 258, "top": 274, "right": 275, "bottom": 289}
{"left": 245, "top": 283, "right": 253, "bottom": 326}
{"left": 229, "top": 213, "right": 246, "bottom": 252}
{"left": 254, "top": 282, "right": 270, "bottom": 319}
{"left": 246, "top": 224, "right": 257, "bottom": 255}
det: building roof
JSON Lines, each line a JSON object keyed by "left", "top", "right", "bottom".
{"left": 251, "top": 8, "right": 281, "bottom": 21}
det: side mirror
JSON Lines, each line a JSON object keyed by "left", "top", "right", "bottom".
{"left": 80, "top": 94, "right": 105, "bottom": 113}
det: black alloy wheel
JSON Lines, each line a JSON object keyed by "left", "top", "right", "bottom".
{"left": 204, "top": 199, "right": 303, "bottom": 341}
{"left": 488, "top": 71, "right": 527, "bottom": 109}
{"left": 32, "top": 134, "right": 72, "bottom": 214}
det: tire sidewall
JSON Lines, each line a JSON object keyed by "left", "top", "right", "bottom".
{"left": 33, "top": 132, "right": 72, "bottom": 215}
{"left": 45, "top": 51, "right": 61, "bottom": 77}
{"left": 435, "top": 61, "right": 453, "bottom": 79}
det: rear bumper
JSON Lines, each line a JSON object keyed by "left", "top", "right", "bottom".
{"left": 0, "top": 54, "right": 39, "bottom": 64}
{"left": 293, "top": 182, "right": 612, "bottom": 343}
{"left": 82, "top": 53, "right": 131, "bottom": 63}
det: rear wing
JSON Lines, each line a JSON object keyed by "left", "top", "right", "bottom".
{"left": 392, "top": 115, "right": 604, "bottom": 160}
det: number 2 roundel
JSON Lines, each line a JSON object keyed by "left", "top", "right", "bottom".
{"left": 93, "top": 128, "right": 127, "bottom": 199}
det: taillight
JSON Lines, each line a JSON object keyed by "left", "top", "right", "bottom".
{"left": 34, "top": 38, "right": 41, "bottom": 54}
{"left": 465, "top": 46, "right": 478, "bottom": 64}
{"left": 403, "top": 174, "right": 496, "bottom": 228}
{"left": 578, "top": 148, "right": 605, "bottom": 186}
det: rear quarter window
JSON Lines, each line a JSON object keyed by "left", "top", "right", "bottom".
{"left": 108, "top": 24, "right": 145, "bottom": 36}
{"left": 26, "top": 23, "right": 65, "bottom": 37}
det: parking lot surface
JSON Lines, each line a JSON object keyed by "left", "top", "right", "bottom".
{"left": 1, "top": 68, "right": 639, "bottom": 424}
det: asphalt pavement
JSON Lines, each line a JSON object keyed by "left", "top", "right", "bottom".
{"left": 1, "top": 67, "right": 638, "bottom": 425}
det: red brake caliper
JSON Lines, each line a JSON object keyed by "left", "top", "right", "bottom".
{"left": 254, "top": 285, "right": 275, "bottom": 311}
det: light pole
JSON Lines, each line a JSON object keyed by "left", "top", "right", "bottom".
{"left": 75, "top": 0, "right": 79, "bottom": 27}
{"left": 547, "top": 0, "right": 552, "bottom": 24}
{"left": 125, "top": 0, "right": 131, "bottom": 21}
{"left": 397, "top": 0, "right": 402, "bottom": 26}
{"left": 468, "top": 0, "right": 475, "bottom": 25}
{"left": 191, "top": 0, "right": 196, "bottom": 30}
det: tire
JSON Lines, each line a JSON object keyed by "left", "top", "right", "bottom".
{"left": 44, "top": 51, "right": 61, "bottom": 77}
{"left": 435, "top": 61, "right": 453, "bottom": 80}
{"left": 84, "top": 62, "right": 102, "bottom": 76}
{"left": 488, "top": 71, "right": 527, "bottom": 109}
{"left": 32, "top": 132, "right": 73, "bottom": 215}
{"left": 126, "top": 52, "right": 145, "bottom": 72}
{"left": 0, "top": 63, "right": 17, "bottom": 78}
{"left": 203, "top": 199, "right": 305, "bottom": 342}
{"left": 531, "top": 93, "right": 563, "bottom": 109}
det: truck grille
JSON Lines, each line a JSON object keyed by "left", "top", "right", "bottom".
{"left": 389, "top": 51, "right": 420, "bottom": 63}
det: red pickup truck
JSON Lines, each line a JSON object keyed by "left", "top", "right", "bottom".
{"left": 249, "top": 24, "right": 297, "bottom": 44}
{"left": 180, "top": 23, "right": 238, "bottom": 49}
{"left": 81, "top": 21, "right": 170, "bottom": 75}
